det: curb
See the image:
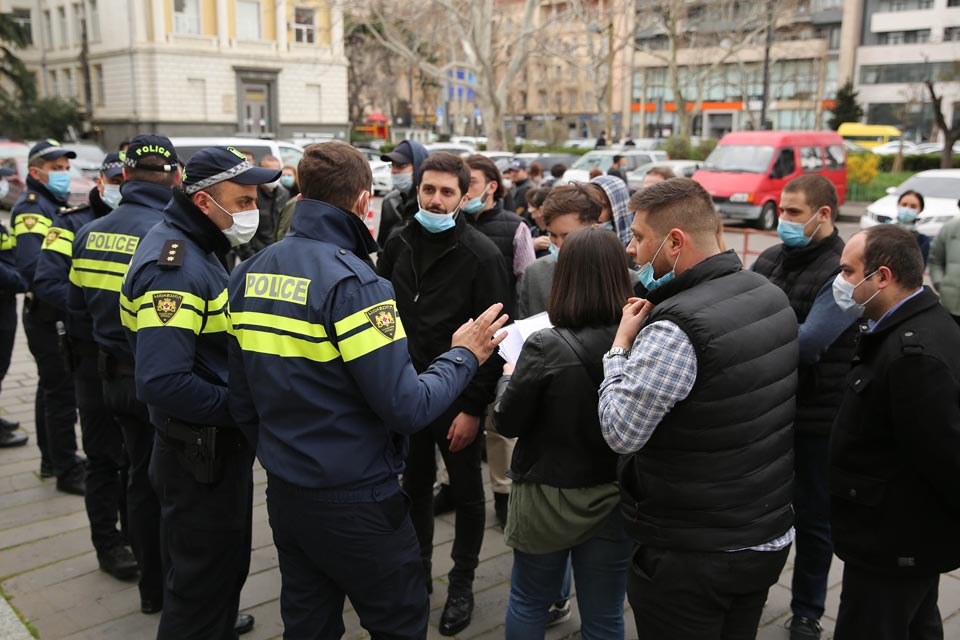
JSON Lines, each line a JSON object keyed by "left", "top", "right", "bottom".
{"left": 0, "top": 594, "right": 34, "bottom": 640}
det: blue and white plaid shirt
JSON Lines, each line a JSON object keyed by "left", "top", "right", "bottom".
{"left": 599, "top": 319, "right": 794, "bottom": 552}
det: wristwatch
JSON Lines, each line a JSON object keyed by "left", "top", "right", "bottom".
{"left": 604, "top": 347, "right": 630, "bottom": 359}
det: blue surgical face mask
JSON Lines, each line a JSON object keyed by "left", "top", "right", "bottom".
{"left": 897, "top": 206, "right": 919, "bottom": 225}
{"left": 45, "top": 170, "right": 72, "bottom": 199}
{"left": 414, "top": 198, "right": 459, "bottom": 234}
{"left": 777, "top": 211, "right": 821, "bottom": 248}
{"left": 102, "top": 183, "right": 122, "bottom": 209}
{"left": 280, "top": 175, "right": 295, "bottom": 189}
{"left": 462, "top": 184, "right": 490, "bottom": 215}
{"left": 638, "top": 235, "right": 680, "bottom": 292}
{"left": 392, "top": 172, "right": 413, "bottom": 191}
{"left": 548, "top": 243, "right": 559, "bottom": 258}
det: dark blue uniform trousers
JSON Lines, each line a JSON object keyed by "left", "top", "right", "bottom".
{"left": 266, "top": 475, "right": 429, "bottom": 640}
{"left": 0, "top": 294, "right": 15, "bottom": 409}
{"left": 149, "top": 429, "right": 253, "bottom": 640}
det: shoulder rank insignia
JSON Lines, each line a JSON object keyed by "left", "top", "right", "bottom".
{"left": 365, "top": 303, "right": 398, "bottom": 339}
{"left": 22, "top": 215, "right": 37, "bottom": 230}
{"left": 58, "top": 204, "right": 86, "bottom": 215}
{"left": 158, "top": 239, "right": 185, "bottom": 269}
{"left": 45, "top": 229, "right": 61, "bottom": 246}
{"left": 27, "top": 193, "right": 37, "bottom": 202}
{"left": 152, "top": 293, "right": 183, "bottom": 325}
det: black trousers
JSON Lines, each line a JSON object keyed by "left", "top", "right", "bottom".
{"left": 835, "top": 564, "right": 942, "bottom": 640}
{"left": 73, "top": 338, "right": 126, "bottom": 554}
{"left": 402, "top": 406, "right": 485, "bottom": 596}
{"left": 267, "top": 477, "right": 428, "bottom": 640}
{"left": 150, "top": 430, "right": 253, "bottom": 640}
{"left": 628, "top": 543, "right": 790, "bottom": 640}
{"left": 22, "top": 305, "right": 79, "bottom": 475}
{"left": 0, "top": 293, "right": 15, "bottom": 400}
{"left": 100, "top": 359, "right": 162, "bottom": 604}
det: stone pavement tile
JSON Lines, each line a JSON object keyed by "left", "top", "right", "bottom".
{"left": 32, "top": 581, "right": 142, "bottom": 639}
{"left": 0, "top": 469, "right": 47, "bottom": 493}
{"left": 61, "top": 611, "right": 158, "bottom": 640}
{"left": 0, "top": 510, "right": 89, "bottom": 551}
{"left": 760, "top": 582, "right": 792, "bottom": 627}
{"left": 0, "top": 490, "right": 87, "bottom": 531}
{"left": 10, "top": 558, "right": 138, "bottom": 621}
{"left": 2, "top": 551, "right": 101, "bottom": 594}
{"left": 239, "top": 567, "right": 282, "bottom": 612}
{"left": 0, "top": 528, "right": 95, "bottom": 580}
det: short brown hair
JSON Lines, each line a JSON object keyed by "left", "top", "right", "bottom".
{"left": 542, "top": 184, "right": 603, "bottom": 227}
{"left": 529, "top": 162, "right": 543, "bottom": 179}
{"left": 548, "top": 227, "right": 632, "bottom": 329}
{"left": 298, "top": 142, "right": 371, "bottom": 211}
{"left": 646, "top": 166, "right": 675, "bottom": 181}
{"left": 420, "top": 152, "right": 470, "bottom": 197}
{"left": 783, "top": 174, "right": 839, "bottom": 221}
{"left": 861, "top": 225, "right": 924, "bottom": 290}
{"left": 465, "top": 154, "right": 506, "bottom": 199}
{"left": 629, "top": 177, "right": 717, "bottom": 239}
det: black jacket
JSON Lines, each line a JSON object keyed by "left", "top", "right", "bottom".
{"left": 379, "top": 215, "right": 511, "bottom": 416}
{"left": 830, "top": 287, "right": 960, "bottom": 576}
{"left": 494, "top": 324, "right": 618, "bottom": 488}
{"left": 238, "top": 183, "right": 290, "bottom": 259}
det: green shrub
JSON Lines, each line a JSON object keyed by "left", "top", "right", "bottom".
{"left": 853, "top": 152, "right": 960, "bottom": 172}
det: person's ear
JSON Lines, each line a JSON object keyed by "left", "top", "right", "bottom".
{"left": 876, "top": 265, "right": 893, "bottom": 289}
{"left": 819, "top": 205, "right": 831, "bottom": 222}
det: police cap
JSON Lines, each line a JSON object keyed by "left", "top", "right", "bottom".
{"left": 0, "top": 166, "right": 14, "bottom": 177}
{"left": 101, "top": 151, "right": 124, "bottom": 179}
{"left": 28, "top": 139, "right": 77, "bottom": 164}
{"left": 123, "top": 134, "right": 179, "bottom": 173}
{"left": 181, "top": 146, "right": 282, "bottom": 195}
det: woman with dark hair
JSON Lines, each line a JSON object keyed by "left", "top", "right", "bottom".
{"left": 494, "top": 227, "right": 633, "bottom": 639}
{"left": 526, "top": 187, "right": 553, "bottom": 257}
{"left": 895, "top": 189, "right": 931, "bottom": 264}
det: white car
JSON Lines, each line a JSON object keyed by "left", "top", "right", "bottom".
{"left": 627, "top": 160, "right": 703, "bottom": 191}
{"left": 871, "top": 140, "right": 921, "bottom": 156}
{"left": 859, "top": 169, "right": 960, "bottom": 237}
{"left": 370, "top": 159, "right": 393, "bottom": 196}
{"left": 563, "top": 149, "right": 669, "bottom": 184}
{"left": 425, "top": 142, "right": 476, "bottom": 156}
{"left": 478, "top": 151, "right": 514, "bottom": 173}
{"left": 168, "top": 137, "right": 303, "bottom": 169}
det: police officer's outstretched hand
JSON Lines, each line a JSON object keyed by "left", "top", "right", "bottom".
{"left": 451, "top": 303, "right": 509, "bottom": 366}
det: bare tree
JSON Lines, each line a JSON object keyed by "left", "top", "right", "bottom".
{"left": 345, "top": 18, "right": 400, "bottom": 126}
{"left": 926, "top": 76, "right": 960, "bottom": 169}
{"left": 346, "top": 0, "right": 545, "bottom": 150}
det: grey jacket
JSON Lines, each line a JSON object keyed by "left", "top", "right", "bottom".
{"left": 930, "top": 217, "right": 960, "bottom": 315}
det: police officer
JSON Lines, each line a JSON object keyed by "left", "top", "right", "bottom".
{"left": 121, "top": 146, "right": 272, "bottom": 639}
{"left": 34, "top": 151, "right": 138, "bottom": 578}
{"left": 12, "top": 140, "right": 84, "bottom": 492}
{"left": 67, "top": 135, "right": 178, "bottom": 614}
{"left": 226, "top": 142, "right": 508, "bottom": 638}
{"left": 0, "top": 166, "right": 28, "bottom": 448}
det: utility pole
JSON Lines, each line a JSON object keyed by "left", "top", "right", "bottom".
{"left": 759, "top": 0, "right": 774, "bottom": 130}
{"left": 80, "top": 4, "right": 94, "bottom": 123}
{"left": 606, "top": 19, "right": 615, "bottom": 138}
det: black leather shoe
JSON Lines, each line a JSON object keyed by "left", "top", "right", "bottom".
{"left": 235, "top": 612, "right": 255, "bottom": 635}
{"left": 439, "top": 594, "right": 473, "bottom": 636}
{"left": 494, "top": 493, "right": 509, "bottom": 530}
{"left": 56, "top": 463, "right": 86, "bottom": 496}
{"left": 433, "top": 484, "right": 455, "bottom": 516}
{"left": 39, "top": 459, "right": 54, "bottom": 478}
{"left": 98, "top": 545, "right": 139, "bottom": 580}
{"left": 788, "top": 616, "right": 822, "bottom": 640}
{"left": 0, "top": 415, "right": 20, "bottom": 431}
{"left": 140, "top": 599, "right": 162, "bottom": 614}
{"left": 0, "top": 429, "right": 27, "bottom": 448}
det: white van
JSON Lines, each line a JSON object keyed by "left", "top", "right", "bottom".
{"left": 168, "top": 137, "right": 304, "bottom": 169}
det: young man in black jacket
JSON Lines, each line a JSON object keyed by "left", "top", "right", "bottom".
{"left": 379, "top": 153, "right": 511, "bottom": 636}
{"left": 831, "top": 224, "right": 960, "bottom": 640}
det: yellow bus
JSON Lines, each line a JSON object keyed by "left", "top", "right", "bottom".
{"left": 837, "top": 123, "right": 902, "bottom": 149}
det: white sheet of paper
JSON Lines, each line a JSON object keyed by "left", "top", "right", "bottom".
{"left": 496, "top": 312, "right": 553, "bottom": 363}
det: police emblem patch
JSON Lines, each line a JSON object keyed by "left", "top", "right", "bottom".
{"left": 23, "top": 215, "right": 37, "bottom": 230}
{"left": 152, "top": 293, "right": 183, "bottom": 325}
{"left": 365, "top": 303, "right": 397, "bottom": 340}
{"left": 45, "top": 229, "right": 60, "bottom": 246}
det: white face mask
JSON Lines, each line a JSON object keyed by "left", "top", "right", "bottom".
{"left": 207, "top": 194, "right": 260, "bottom": 247}
{"left": 263, "top": 178, "right": 280, "bottom": 191}
{"left": 0, "top": 179, "right": 8, "bottom": 201}
{"left": 832, "top": 270, "right": 880, "bottom": 316}
{"left": 102, "top": 184, "right": 122, "bottom": 209}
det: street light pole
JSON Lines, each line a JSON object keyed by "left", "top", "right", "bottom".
{"left": 759, "top": 0, "right": 774, "bottom": 130}
{"left": 606, "top": 19, "right": 615, "bottom": 139}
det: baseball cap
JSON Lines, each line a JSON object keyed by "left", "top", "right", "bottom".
{"left": 28, "top": 139, "right": 77, "bottom": 164}
{"left": 507, "top": 159, "right": 527, "bottom": 172}
{"left": 181, "top": 146, "right": 282, "bottom": 195}
{"left": 122, "top": 134, "right": 179, "bottom": 172}
{"left": 0, "top": 166, "right": 14, "bottom": 177}
{"left": 381, "top": 148, "right": 413, "bottom": 165}
{"left": 100, "top": 152, "right": 124, "bottom": 179}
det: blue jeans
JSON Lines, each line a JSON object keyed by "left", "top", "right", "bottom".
{"left": 505, "top": 512, "right": 630, "bottom": 640}
{"left": 791, "top": 432, "right": 833, "bottom": 620}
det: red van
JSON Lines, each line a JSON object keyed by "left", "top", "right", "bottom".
{"left": 692, "top": 131, "right": 847, "bottom": 230}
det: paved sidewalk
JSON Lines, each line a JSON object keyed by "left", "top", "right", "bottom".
{"left": 2, "top": 308, "right": 960, "bottom": 639}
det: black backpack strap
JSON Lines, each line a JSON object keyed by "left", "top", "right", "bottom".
{"left": 554, "top": 328, "right": 604, "bottom": 388}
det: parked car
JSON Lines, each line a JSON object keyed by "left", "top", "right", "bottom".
{"left": 512, "top": 152, "right": 581, "bottom": 174}
{"left": 871, "top": 140, "right": 921, "bottom": 156}
{"left": 168, "top": 137, "right": 291, "bottom": 166}
{"left": 694, "top": 130, "right": 847, "bottom": 230}
{"left": 842, "top": 140, "right": 869, "bottom": 155}
{"left": 0, "top": 141, "right": 95, "bottom": 209}
{"left": 63, "top": 142, "right": 107, "bottom": 178}
{"left": 370, "top": 159, "right": 393, "bottom": 196}
{"left": 563, "top": 149, "right": 668, "bottom": 184}
{"left": 425, "top": 142, "right": 477, "bottom": 156}
{"left": 859, "top": 169, "right": 960, "bottom": 237}
{"left": 627, "top": 160, "right": 703, "bottom": 191}
{"left": 563, "top": 138, "right": 598, "bottom": 150}
{"left": 478, "top": 151, "right": 515, "bottom": 173}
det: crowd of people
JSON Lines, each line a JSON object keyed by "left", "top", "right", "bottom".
{"left": 0, "top": 134, "right": 959, "bottom": 640}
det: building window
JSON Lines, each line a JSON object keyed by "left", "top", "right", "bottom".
{"left": 94, "top": 64, "right": 104, "bottom": 106}
{"left": 538, "top": 90, "right": 547, "bottom": 109}
{"left": 48, "top": 70, "right": 58, "bottom": 97}
{"left": 57, "top": 6, "right": 68, "bottom": 47}
{"left": 64, "top": 68, "right": 74, "bottom": 98}
{"left": 949, "top": 0, "right": 960, "bottom": 6}
{"left": 43, "top": 10, "right": 53, "bottom": 47}
{"left": 174, "top": 0, "right": 201, "bottom": 35}
{"left": 89, "top": 0, "right": 100, "bottom": 42}
{"left": 567, "top": 90, "right": 578, "bottom": 110}
{"left": 946, "top": 27, "right": 960, "bottom": 42}
{"left": 236, "top": 0, "right": 261, "bottom": 40}
{"left": 10, "top": 8, "right": 33, "bottom": 45}
{"left": 294, "top": 6, "right": 316, "bottom": 44}
{"left": 860, "top": 62, "right": 953, "bottom": 84}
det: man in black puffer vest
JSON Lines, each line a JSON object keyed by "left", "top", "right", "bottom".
{"left": 752, "top": 175, "right": 860, "bottom": 640}
{"left": 831, "top": 225, "right": 960, "bottom": 640}
{"left": 599, "top": 178, "right": 799, "bottom": 639}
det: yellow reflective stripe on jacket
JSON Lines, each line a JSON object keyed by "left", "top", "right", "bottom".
{"left": 339, "top": 318, "right": 407, "bottom": 362}
{"left": 13, "top": 213, "right": 52, "bottom": 237}
{"left": 70, "top": 258, "right": 129, "bottom": 291}
{"left": 42, "top": 227, "right": 75, "bottom": 257}
{"left": 123, "top": 288, "right": 228, "bottom": 334}
{"left": 230, "top": 310, "right": 328, "bottom": 340}
{"left": 333, "top": 300, "right": 400, "bottom": 336}
{"left": 0, "top": 232, "right": 15, "bottom": 251}
{"left": 232, "top": 327, "right": 340, "bottom": 362}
